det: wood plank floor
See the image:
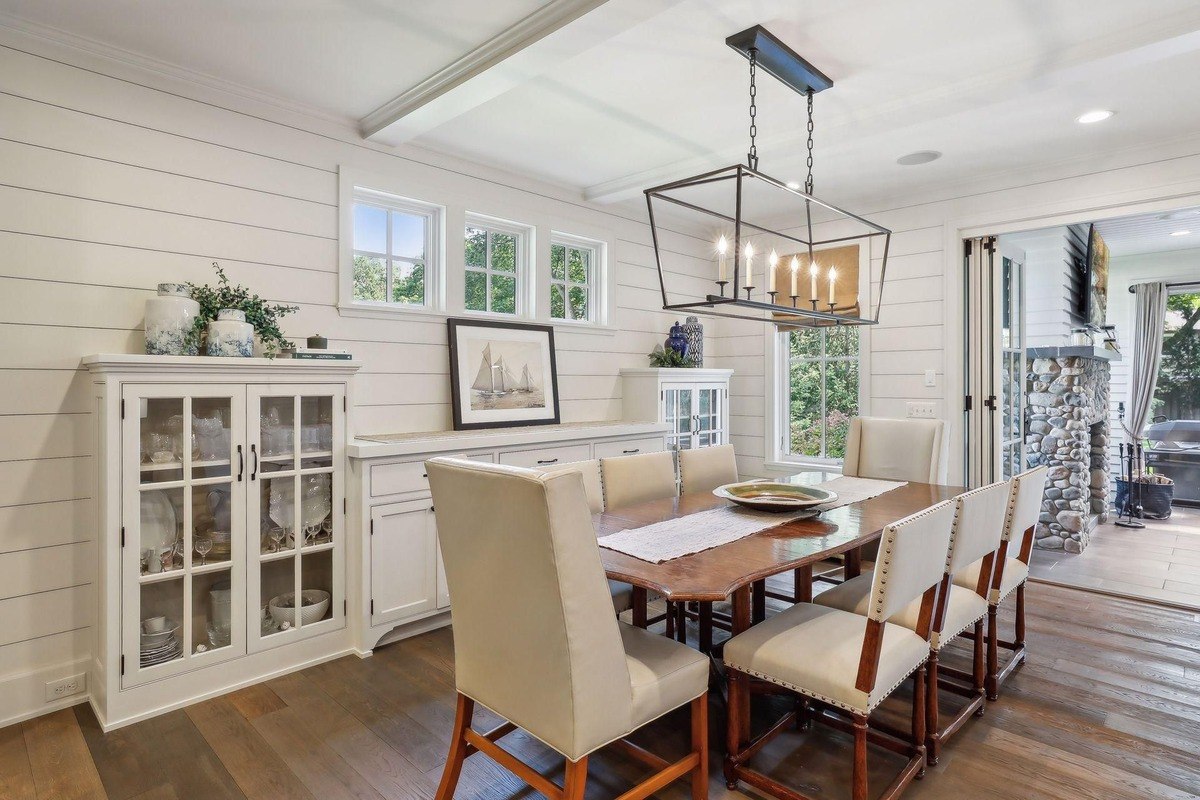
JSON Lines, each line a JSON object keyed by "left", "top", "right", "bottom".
{"left": 4, "top": 582, "right": 1200, "bottom": 799}
{"left": 1030, "top": 505, "right": 1200, "bottom": 609}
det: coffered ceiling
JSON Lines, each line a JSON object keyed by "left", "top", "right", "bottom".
{"left": 5, "top": 0, "right": 1200, "bottom": 213}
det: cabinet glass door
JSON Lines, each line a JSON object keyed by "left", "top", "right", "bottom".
{"left": 122, "top": 386, "right": 246, "bottom": 687}
{"left": 663, "top": 387, "right": 694, "bottom": 450}
{"left": 695, "top": 384, "right": 726, "bottom": 447}
{"left": 247, "top": 386, "right": 344, "bottom": 652}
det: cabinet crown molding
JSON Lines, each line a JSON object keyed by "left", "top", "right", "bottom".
{"left": 82, "top": 354, "right": 362, "bottom": 376}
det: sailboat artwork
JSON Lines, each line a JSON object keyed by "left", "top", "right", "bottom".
{"left": 467, "top": 341, "right": 546, "bottom": 411}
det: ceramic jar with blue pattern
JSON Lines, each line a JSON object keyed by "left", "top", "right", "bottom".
{"left": 682, "top": 316, "right": 704, "bottom": 367}
{"left": 206, "top": 309, "right": 254, "bottom": 357}
{"left": 144, "top": 283, "right": 200, "bottom": 356}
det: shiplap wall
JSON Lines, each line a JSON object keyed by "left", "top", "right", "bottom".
{"left": 1001, "top": 226, "right": 1086, "bottom": 347}
{"left": 712, "top": 144, "right": 1200, "bottom": 483}
{"left": 0, "top": 40, "right": 714, "bottom": 726}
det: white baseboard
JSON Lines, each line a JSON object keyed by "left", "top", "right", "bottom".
{"left": 0, "top": 658, "right": 92, "bottom": 729}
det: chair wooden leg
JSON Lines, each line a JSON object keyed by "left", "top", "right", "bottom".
{"left": 912, "top": 665, "right": 927, "bottom": 778}
{"left": 435, "top": 693, "right": 474, "bottom": 800}
{"left": 666, "top": 601, "right": 676, "bottom": 639}
{"left": 986, "top": 604, "right": 1000, "bottom": 701}
{"left": 691, "top": 694, "right": 709, "bottom": 800}
{"left": 723, "top": 670, "right": 746, "bottom": 790}
{"left": 852, "top": 713, "right": 869, "bottom": 800}
{"left": 924, "top": 651, "right": 939, "bottom": 766}
{"left": 563, "top": 756, "right": 588, "bottom": 800}
{"left": 1015, "top": 583, "right": 1026, "bottom": 651}
{"left": 972, "top": 619, "right": 986, "bottom": 715}
{"left": 632, "top": 587, "right": 648, "bottom": 629}
{"left": 751, "top": 581, "right": 766, "bottom": 624}
{"left": 699, "top": 603, "right": 713, "bottom": 654}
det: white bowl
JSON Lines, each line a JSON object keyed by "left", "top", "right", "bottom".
{"left": 268, "top": 589, "right": 330, "bottom": 627}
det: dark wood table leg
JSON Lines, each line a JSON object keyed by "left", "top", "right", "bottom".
{"left": 699, "top": 603, "right": 713, "bottom": 654}
{"left": 844, "top": 547, "right": 863, "bottom": 580}
{"left": 794, "top": 564, "right": 813, "bottom": 603}
{"left": 751, "top": 580, "right": 766, "bottom": 623}
{"left": 730, "top": 585, "right": 752, "bottom": 745}
{"left": 632, "top": 586, "right": 648, "bottom": 629}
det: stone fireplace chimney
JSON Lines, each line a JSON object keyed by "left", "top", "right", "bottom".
{"left": 1025, "top": 346, "right": 1120, "bottom": 553}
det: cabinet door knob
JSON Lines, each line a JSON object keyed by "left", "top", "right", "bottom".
{"left": 536, "top": 458, "right": 558, "bottom": 465}
{"left": 622, "top": 449, "right": 640, "bottom": 454}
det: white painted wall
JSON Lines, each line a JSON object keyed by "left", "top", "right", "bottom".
{"left": 0, "top": 35, "right": 711, "bottom": 727}
{"left": 1001, "top": 226, "right": 1085, "bottom": 348}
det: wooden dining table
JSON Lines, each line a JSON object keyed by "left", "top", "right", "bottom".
{"left": 595, "top": 471, "right": 962, "bottom": 646}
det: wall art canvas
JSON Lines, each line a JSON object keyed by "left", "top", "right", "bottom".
{"left": 1085, "top": 224, "right": 1110, "bottom": 327}
{"left": 447, "top": 318, "right": 560, "bottom": 430}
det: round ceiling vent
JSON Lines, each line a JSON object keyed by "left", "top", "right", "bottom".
{"left": 896, "top": 150, "right": 942, "bottom": 166}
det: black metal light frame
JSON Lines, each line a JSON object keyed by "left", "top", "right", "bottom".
{"left": 643, "top": 25, "right": 892, "bottom": 327}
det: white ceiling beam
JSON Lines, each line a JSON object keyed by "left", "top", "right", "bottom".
{"left": 361, "top": 0, "right": 683, "bottom": 145}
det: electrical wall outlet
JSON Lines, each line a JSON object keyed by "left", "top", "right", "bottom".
{"left": 45, "top": 673, "right": 86, "bottom": 703}
{"left": 906, "top": 401, "right": 937, "bottom": 419}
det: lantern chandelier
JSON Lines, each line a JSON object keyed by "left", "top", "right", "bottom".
{"left": 644, "top": 25, "right": 891, "bottom": 327}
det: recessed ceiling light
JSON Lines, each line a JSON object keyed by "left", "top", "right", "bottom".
{"left": 785, "top": 181, "right": 801, "bottom": 190}
{"left": 1170, "top": 230, "right": 1191, "bottom": 237}
{"left": 1076, "top": 110, "right": 1114, "bottom": 124}
{"left": 896, "top": 150, "right": 941, "bottom": 166}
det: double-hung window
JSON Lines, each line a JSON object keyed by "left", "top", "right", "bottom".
{"left": 350, "top": 190, "right": 440, "bottom": 308}
{"left": 782, "top": 326, "right": 860, "bottom": 461}
{"left": 550, "top": 236, "right": 600, "bottom": 323}
{"left": 465, "top": 216, "right": 529, "bottom": 315}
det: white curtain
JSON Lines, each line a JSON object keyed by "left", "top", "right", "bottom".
{"left": 1124, "top": 281, "right": 1169, "bottom": 441}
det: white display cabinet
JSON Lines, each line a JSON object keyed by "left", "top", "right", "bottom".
{"left": 620, "top": 368, "right": 733, "bottom": 451}
{"left": 84, "top": 355, "right": 359, "bottom": 730}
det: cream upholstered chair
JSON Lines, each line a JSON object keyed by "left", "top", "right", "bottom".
{"left": 601, "top": 450, "right": 677, "bottom": 510}
{"left": 813, "top": 479, "right": 1010, "bottom": 764}
{"left": 723, "top": 500, "right": 956, "bottom": 800}
{"left": 536, "top": 459, "right": 633, "bottom": 615}
{"left": 953, "top": 465, "right": 1047, "bottom": 699}
{"left": 842, "top": 416, "right": 950, "bottom": 484}
{"left": 678, "top": 444, "right": 738, "bottom": 495}
{"left": 426, "top": 457, "right": 709, "bottom": 800}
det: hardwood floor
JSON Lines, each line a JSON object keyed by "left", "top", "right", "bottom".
{"left": 4, "top": 582, "right": 1200, "bottom": 799}
{"left": 1030, "top": 505, "right": 1200, "bottom": 609}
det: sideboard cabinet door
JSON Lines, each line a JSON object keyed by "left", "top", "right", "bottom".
{"left": 369, "top": 500, "right": 438, "bottom": 626}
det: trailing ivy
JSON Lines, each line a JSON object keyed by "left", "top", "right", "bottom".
{"left": 186, "top": 263, "right": 298, "bottom": 357}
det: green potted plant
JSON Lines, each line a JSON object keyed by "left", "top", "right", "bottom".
{"left": 185, "top": 263, "right": 298, "bottom": 357}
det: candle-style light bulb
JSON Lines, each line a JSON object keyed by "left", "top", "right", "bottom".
{"left": 809, "top": 262, "right": 819, "bottom": 299}
{"left": 744, "top": 243, "right": 754, "bottom": 288}
{"left": 828, "top": 267, "right": 837, "bottom": 305}
{"left": 790, "top": 256, "right": 799, "bottom": 297}
{"left": 716, "top": 235, "right": 728, "bottom": 283}
{"left": 768, "top": 250, "right": 778, "bottom": 293}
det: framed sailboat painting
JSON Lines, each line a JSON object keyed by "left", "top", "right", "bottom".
{"left": 447, "top": 318, "right": 561, "bottom": 430}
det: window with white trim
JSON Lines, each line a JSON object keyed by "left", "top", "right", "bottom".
{"left": 465, "top": 216, "right": 529, "bottom": 315}
{"left": 550, "top": 235, "right": 600, "bottom": 323}
{"left": 782, "top": 326, "right": 860, "bottom": 461}
{"left": 351, "top": 190, "right": 439, "bottom": 308}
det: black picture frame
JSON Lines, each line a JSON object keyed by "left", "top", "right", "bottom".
{"left": 446, "top": 318, "right": 561, "bottom": 431}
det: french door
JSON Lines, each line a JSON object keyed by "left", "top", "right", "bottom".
{"left": 963, "top": 237, "right": 1026, "bottom": 487}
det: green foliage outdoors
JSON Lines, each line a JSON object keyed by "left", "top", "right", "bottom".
{"left": 353, "top": 255, "right": 425, "bottom": 304}
{"left": 789, "top": 326, "right": 859, "bottom": 459}
{"left": 465, "top": 227, "right": 516, "bottom": 314}
{"left": 187, "top": 262, "right": 298, "bottom": 357}
{"left": 1155, "top": 292, "right": 1200, "bottom": 420}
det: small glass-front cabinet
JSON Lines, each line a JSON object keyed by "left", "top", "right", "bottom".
{"left": 621, "top": 368, "right": 733, "bottom": 453}
{"left": 247, "top": 386, "right": 345, "bottom": 653}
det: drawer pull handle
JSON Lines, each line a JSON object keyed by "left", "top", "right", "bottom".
{"left": 536, "top": 458, "right": 559, "bottom": 465}
{"left": 622, "top": 449, "right": 640, "bottom": 454}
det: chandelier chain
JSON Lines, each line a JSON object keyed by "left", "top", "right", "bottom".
{"left": 805, "top": 89, "right": 815, "bottom": 195}
{"left": 747, "top": 47, "right": 758, "bottom": 170}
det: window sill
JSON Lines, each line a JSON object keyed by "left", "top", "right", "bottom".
{"left": 337, "top": 303, "right": 446, "bottom": 322}
{"left": 763, "top": 458, "right": 844, "bottom": 475}
{"left": 550, "top": 320, "right": 617, "bottom": 337}
{"left": 337, "top": 302, "right": 615, "bottom": 335}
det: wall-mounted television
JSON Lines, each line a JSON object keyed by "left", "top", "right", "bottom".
{"left": 1078, "top": 223, "right": 1110, "bottom": 327}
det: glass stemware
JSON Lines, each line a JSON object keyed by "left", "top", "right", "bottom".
{"left": 267, "top": 526, "right": 285, "bottom": 553}
{"left": 194, "top": 537, "right": 213, "bottom": 566}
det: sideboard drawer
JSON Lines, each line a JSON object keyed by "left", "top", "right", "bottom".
{"left": 498, "top": 443, "right": 591, "bottom": 469}
{"left": 593, "top": 437, "right": 665, "bottom": 460}
{"left": 369, "top": 452, "right": 494, "bottom": 497}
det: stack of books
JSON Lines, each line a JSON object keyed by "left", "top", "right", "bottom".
{"left": 284, "top": 347, "right": 352, "bottom": 361}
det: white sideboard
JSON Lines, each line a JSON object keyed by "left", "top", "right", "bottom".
{"left": 83, "top": 355, "right": 360, "bottom": 730}
{"left": 620, "top": 368, "right": 733, "bottom": 451}
{"left": 347, "top": 421, "right": 670, "bottom": 652}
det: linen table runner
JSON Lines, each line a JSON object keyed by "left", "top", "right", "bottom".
{"left": 598, "top": 476, "right": 907, "bottom": 564}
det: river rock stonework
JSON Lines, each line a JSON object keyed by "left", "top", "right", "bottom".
{"left": 1024, "top": 354, "right": 1111, "bottom": 554}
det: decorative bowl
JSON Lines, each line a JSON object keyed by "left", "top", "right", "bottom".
{"left": 140, "top": 619, "right": 179, "bottom": 648}
{"left": 713, "top": 481, "right": 838, "bottom": 513}
{"left": 268, "top": 589, "right": 331, "bottom": 627}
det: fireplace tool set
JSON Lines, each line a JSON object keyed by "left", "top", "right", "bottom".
{"left": 1115, "top": 442, "right": 1146, "bottom": 529}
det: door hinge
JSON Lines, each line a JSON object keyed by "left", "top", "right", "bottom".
{"left": 120, "top": 655, "right": 125, "bottom": 676}
{"left": 964, "top": 395, "right": 973, "bottom": 412}
{"left": 120, "top": 399, "right": 125, "bottom": 419}
{"left": 983, "top": 237, "right": 996, "bottom": 253}
{"left": 963, "top": 239, "right": 972, "bottom": 258}
{"left": 120, "top": 527, "right": 125, "bottom": 548}
{"left": 983, "top": 395, "right": 997, "bottom": 411}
